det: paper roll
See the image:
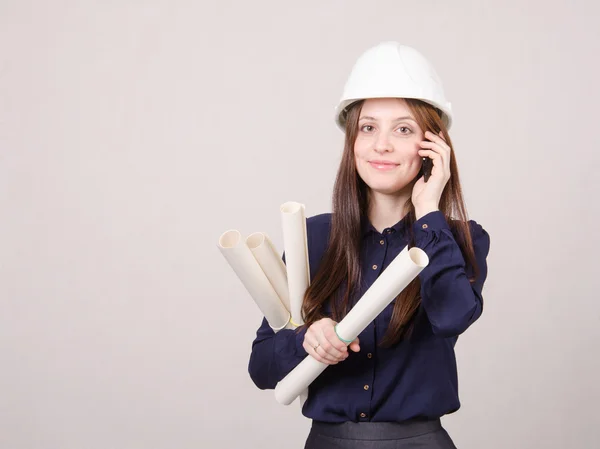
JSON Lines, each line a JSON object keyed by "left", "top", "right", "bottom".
{"left": 218, "top": 229, "right": 290, "bottom": 331}
{"left": 280, "top": 202, "right": 311, "bottom": 326}
{"left": 246, "top": 232, "right": 291, "bottom": 314}
{"left": 274, "top": 246, "right": 429, "bottom": 405}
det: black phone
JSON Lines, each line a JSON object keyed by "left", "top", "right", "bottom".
{"left": 418, "top": 132, "right": 437, "bottom": 182}
{"left": 420, "top": 156, "right": 433, "bottom": 182}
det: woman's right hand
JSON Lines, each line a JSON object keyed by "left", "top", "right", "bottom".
{"left": 302, "top": 318, "right": 360, "bottom": 365}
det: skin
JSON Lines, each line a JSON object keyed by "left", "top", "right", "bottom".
{"left": 304, "top": 97, "right": 452, "bottom": 365}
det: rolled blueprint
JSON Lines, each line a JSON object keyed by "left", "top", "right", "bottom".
{"left": 274, "top": 246, "right": 429, "bottom": 405}
{"left": 250, "top": 226, "right": 310, "bottom": 404}
{"left": 280, "top": 202, "right": 310, "bottom": 326}
{"left": 218, "top": 229, "right": 290, "bottom": 331}
{"left": 246, "top": 232, "right": 291, "bottom": 314}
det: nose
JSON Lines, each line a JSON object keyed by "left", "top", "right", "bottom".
{"left": 374, "top": 132, "right": 393, "bottom": 154}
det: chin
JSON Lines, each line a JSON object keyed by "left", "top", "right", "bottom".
{"left": 366, "top": 182, "right": 407, "bottom": 195}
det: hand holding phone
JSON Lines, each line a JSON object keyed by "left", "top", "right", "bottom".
{"left": 413, "top": 130, "right": 451, "bottom": 217}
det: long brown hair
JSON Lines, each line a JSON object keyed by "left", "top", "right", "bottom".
{"left": 301, "top": 99, "right": 480, "bottom": 347}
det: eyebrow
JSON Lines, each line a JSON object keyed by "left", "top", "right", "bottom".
{"left": 359, "top": 115, "right": 416, "bottom": 122}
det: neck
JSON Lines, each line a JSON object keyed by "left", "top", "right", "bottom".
{"left": 367, "top": 186, "right": 412, "bottom": 233}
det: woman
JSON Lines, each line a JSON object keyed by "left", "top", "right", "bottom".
{"left": 248, "top": 42, "right": 490, "bottom": 449}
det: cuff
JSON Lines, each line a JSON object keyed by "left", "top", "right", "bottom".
{"left": 413, "top": 210, "right": 451, "bottom": 245}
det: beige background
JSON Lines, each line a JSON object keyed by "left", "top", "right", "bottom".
{"left": 1, "top": 1, "right": 599, "bottom": 448}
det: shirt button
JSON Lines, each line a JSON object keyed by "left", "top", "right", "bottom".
{"left": 364, "top": 385, "right": 369, "bottom": 391}
{"left": 372, "top": 264, "right": 377, "bottom": 270}
{"left": 422, "top": 223, "right": 428, "bottom": 229}
{"left": 379, "top": 239, "right": 384, "bottom": 245}
{"left": 360, "top": 413, "right": 367, "bottom": 418}
{"left": 367, "top": 353, "right": 373, "bottom": 359}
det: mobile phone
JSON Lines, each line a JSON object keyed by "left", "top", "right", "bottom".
{"left": 421, "top": 157, "right": 433, "bottom": 182}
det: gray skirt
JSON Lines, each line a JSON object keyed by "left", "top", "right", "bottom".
{"left": 304, "top": 419, "right": 457, "bottom": 449}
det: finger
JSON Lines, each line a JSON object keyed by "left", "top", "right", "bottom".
{"left": 303, "top": 341, "right": 338, "bottom": 365}
{"left": 323, "top": 326, "right": 349, "bottom": 353}
{"left": 418, "top": 148, "right": 446, "bottom": 171}
{"left": 315, "top": 344, "right": 344, "bottom": 363}
{"left": 419, "top": 139, "right": 448, "bottom": 155}
{"left": 305, "top": 333, "right": 330, "bottom": 357}
{"left": 305, "top": 338, "right": 320, "bottom": 353}
{"left": 425, "top": 130, "right": 448, "bottom": 145}
{"left": 312, "top": 330, "right": 345, "bottom": 362}
{"left": 319, "top": 332, "right": 347, "bottom": 360}
{"left": 418, "top": 142, "right": 443, "bottom": 159}
{"left": 305, "top": 327, "right": 335, "bottom": 361}
{"left": 348, "top": 339, "right": 361, "bottom": 352}
{"left": 425, "top": 131, "right": 450, "bottom": 151}
{"left": 417, "top": 149, "right": 441, "bottom": 161}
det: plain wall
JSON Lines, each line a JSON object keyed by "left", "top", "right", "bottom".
{"left": 1, "top": 1, "right": 599, "bottom": 448}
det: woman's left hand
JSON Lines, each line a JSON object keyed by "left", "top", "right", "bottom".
{"left": 411, "top": 130, "right": 451, "bottom": 219}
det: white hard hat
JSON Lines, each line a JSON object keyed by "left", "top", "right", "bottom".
{"left": 334, "top": 42, "right": 453, "bottom": 131}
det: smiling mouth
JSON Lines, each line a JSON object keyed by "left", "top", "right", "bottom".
{"left": 369, "top": 161, "right": 398, "bottom": 170}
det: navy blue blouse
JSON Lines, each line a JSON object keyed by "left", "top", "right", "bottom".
{"left": 248, "top": 210, "right": 490, "bottom": 423}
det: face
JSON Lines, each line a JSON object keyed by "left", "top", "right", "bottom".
{"left": 354, "top": 98, "right": 424, "bottom": 195}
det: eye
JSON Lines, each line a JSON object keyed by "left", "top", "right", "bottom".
{"left": 397, "top": 126, "right": 412, "bottom": 134}
{"left": 360, "top": 124, "right": 375, "bottom": 132}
